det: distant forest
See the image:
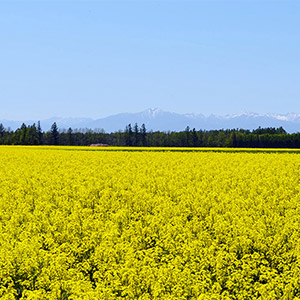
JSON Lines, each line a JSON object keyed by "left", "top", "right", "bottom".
{"left": 0, "top": 121, "right": 300, "bottom": 148}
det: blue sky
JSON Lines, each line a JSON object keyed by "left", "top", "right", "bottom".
{"left": 0, "top": 0, "right": 299, "bottom": 120}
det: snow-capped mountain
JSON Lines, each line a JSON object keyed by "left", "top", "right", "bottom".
{"left": 1, "top": 109, "right": 300, "bottom": 133}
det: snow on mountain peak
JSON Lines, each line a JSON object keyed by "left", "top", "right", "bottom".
{"left": 143, "top": 108, "right": 163, "bottom": 118}
{"left": 228, "top": 112, "right": 260, "bottom": 118}
{"left": 268, "top": 113, "right": 300, "bottom": 122}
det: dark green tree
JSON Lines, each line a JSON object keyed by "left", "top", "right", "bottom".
{"left": 141, "top": 123, "right": 147, "bottom": 146}
{"left": 0, "top": 123, "right": 4, "bottom": 137}
{"left": 192, "top": 128, "right": 198, "bottom": 147}
{"left": 25, "top": 124, "right": 39, "bottom": 145}
{"left": 0, "top": 123, "right": 4, "bottom": 144}
{"left": 125, "top": 124, "right": 133, "bottom": 146}
{"left": 19, "top": 123, "right": 27, "bottom": 144}
{"left": 67, "top": 127, "right": 73, "bottom": 145}
{"left": 232, "top": 131, "right": 237, "bottom": 147}
{"left": 37, "top": 121, "right": 43, "bottom": 145}
{"left": 133, "top": 123, "right": 139, "bottom": 146}
{"left": 185, "top": 126, "right": 191, "bottom": 147}
{"left": 50, "top": 122, "right": 59, "bottom": 145}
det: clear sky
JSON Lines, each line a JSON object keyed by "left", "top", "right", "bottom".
{"left": 0, "top": 0, "right": 299, "bottom": 120}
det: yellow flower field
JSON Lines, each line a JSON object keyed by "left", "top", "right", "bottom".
{"left": 0, "top": 146, "right": 300, "bottom": 299}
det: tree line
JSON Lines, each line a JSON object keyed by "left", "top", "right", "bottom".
{"left": 1, "top": 121, "right": 300, "bottom": 148}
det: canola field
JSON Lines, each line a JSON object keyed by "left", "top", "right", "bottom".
{"left": 1, "top": 146, "right": 300, "bottom": 300}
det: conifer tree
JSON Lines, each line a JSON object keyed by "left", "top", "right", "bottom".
{"left": 51, "top": 122, "right": 59, "bottom": 145}
{"left": 0, "top": 123, "right": 4, "bottom": 145}
{"left": 125, "top": 124, "right": 133, "bottom": 146}
{"left": 185, "top": 126, "right": 191, "bottom": 147}
{"left": 133, "top": 123, "right": 139, "bottom": 146}
{"left": 67, "top": 127, "right": 73, "bottom": 146}
{"left": 141, "top": 123, "right": 147, "bottom": 146}
{"left": 19, "top": 123, "right": 27, "bottom": 145}
{"left": 192, "top": 128, "right": 198, "bottom": 147}
{"left": 37, "top": 121, "right": 43, "bottom": 145}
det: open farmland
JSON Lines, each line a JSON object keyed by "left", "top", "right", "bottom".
{"left": 1, "top": 146, "right": 300, "bottom": 299}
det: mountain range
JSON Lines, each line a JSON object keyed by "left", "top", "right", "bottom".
{"left": 2, "top": 108, "right": 300, "bottom": 133}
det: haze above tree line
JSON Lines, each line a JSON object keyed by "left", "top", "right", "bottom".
{"left": 1, "top": 121, "right": 300, "bottom": 148}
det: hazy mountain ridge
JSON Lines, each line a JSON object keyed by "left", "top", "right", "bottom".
{"left": 2, "top": 109, "right": 300, "bottom": 133}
